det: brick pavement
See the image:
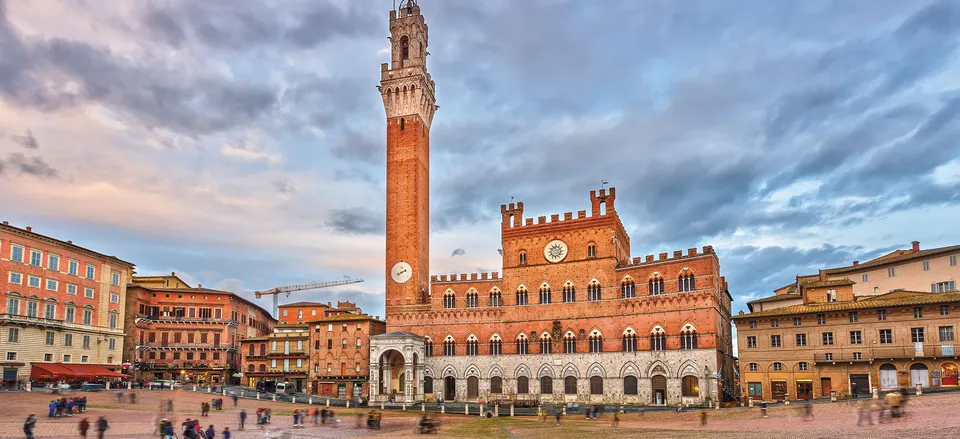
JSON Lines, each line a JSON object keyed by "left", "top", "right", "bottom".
{"left": 2, "top": 389, "right": 960, "bottom": 438}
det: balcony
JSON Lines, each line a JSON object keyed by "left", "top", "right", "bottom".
{"left": 0, "top": 313, "right": 124, "bottom": 335}
{"left": 813, "top": 344, "right": 957, "bottom": 362}
{"left": 139, "top": 362, "right": 228, "bottom": 370}
{"left": 137, "top": 314, "right": 237, "bottom": 325}
{"left": 139, "top": 343, "right": 236, "bottom": 351}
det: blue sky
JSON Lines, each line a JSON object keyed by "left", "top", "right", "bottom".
{"left": 1, "top": 0, "right": 958, "bottom": 322}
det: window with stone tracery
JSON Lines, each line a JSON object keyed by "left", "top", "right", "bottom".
{"left": 562, "top": 282, "right": 576, "bottom": 303}
{"left": 621, "top": 276, "right": 636, "bottom": 298}
{"left": 588, "top": 280, "right": 601, "bottom": 301}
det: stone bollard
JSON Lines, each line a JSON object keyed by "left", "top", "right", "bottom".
{"left": 292, "top": 397, "right": 296, "bottom": 404}
{"left": 380, "top": 403, "right": 384, "bottom": 410}
{"left": 562, "top": 406, "right": 566, "bottom": 416}
{"left": 494, "top": 405, "right": 499, "bottom": 417}
{"left": 128, "top": 382, "right": 132, "bottom": 390}
{"left": 402, "top": 403, "right": 407, "bottom": 411}
{"left": 872, "top": 387, "right": 879, "bottom": 400}
{"left": 208, "top": 387, "right": 212, "bottom": 394}
{"left": 466, "top": 404, "right": 471, "bottom": 415}
{"left": 346, "top": 400, "right": 350, "bottom": 408}
{"left": 25, "top": 382, "right": 31, "bottom": 392}
{"left": 479, "top": 404, "right": 484, "bottom": 418}
{"left": 510, "top": 405, "right": 514, "bottom": 417}
{"left": 309, "top": 397, "right": 313, "bottom": 404}
{"left": 327, "top": 399, "right": 331, "bottom": 407}
{"left": 272, "top": 394, "right": 276, "bottom": 401}
{"left": 916, "top": 384, "right": 923, "bottom": 396}
{"left": 421, "top": 403, "right": 425, "bottom": 412}
{"left": 257, "top": 392, "right": 261, "bottom": 400}
{"left": 441, "top": 404, "right": 445, "bottom": 414}
{"left": 193, "top": 386, "right": 197, "bottom": 392}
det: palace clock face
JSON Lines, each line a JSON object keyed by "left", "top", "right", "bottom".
{"left": 543, "top": 239, "right": 568, "bottom": 263}
{"left": 391, "top": 261, "right": 413, "bottom": 284}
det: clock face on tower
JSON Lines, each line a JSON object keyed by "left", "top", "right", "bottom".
{"left": 543, "top": 239, "right": 568, "bottom": 263}
{"left": 391, "top": 261, "right": 413, "bottom": 284}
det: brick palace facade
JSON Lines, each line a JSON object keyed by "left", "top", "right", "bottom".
{"left": 369, "top": 2, "right": 736, "bottom": 406}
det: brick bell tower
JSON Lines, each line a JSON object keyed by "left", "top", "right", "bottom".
{"left": 380, "top": 0, "right": 436, "bottom": 311}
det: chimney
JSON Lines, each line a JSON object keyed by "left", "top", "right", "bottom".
{"left": 818, "top": 270, "right": 827, "bottom": 282}
{"left": 67, "top": 241, "right": 72, "bottom": 244}
{"left": 853, "top": 261, "right": 859, "bottom": 267}
{"left": 26, "top": 226, "right": 32, "bottom": 232}
{"left": 171, "top": 271, "right": 176, "bottom": 276}
{"left": 912, "top": 241, "right": 920, "bottom": 252}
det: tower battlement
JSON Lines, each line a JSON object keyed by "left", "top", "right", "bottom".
{"left": 500, "top": 187, "right": 622, "bottom": 232}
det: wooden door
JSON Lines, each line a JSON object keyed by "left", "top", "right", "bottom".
{"left": 467, "top": 376, "right": 479, "bottom": 398}
{"left": 796, "top": 381, "right": 812, "bottom": 400}
{"left": 820, "top": 378, "right": 831, "bottom": 396}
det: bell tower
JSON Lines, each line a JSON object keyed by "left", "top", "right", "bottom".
{"left": 381, "top": 0, "right": 436, "bottom": 312}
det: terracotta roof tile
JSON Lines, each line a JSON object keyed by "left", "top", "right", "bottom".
{"left": 822, "top": 245, "right": 960, "bottom": 274}
{"left": 800, "top": 279, "right": 856, "bottom": 288}
{"left": 747, "top": 293, "right": 801, "bottom": 305}
{"left": 734, "top": 291, "right": 960, "bottom": 319}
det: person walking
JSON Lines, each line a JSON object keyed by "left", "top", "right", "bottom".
{"left": 760, "top": 401, "right": 768, "bottom": 418}
{"left": 231, "top": 393, "right": 238, "bottom": 407}
{"left": 292, "top": 410, "right": 300, "bottom": 428}
{"left": 79, "top": 418, "right": 90, "bottom": 439}
{"left": 699, "top": 410, "right": 708, "bottom": 426}
{"left": 163, "top": 421, "right": 175, "bottom": 439}
{"left": 205, "top": 425, "right": 215, "bottom": 439}
{"left": 24, "top": 414, "right": 37, "bottom": 439}
{"left": 221, "top": 427, "right": 230, "bottom": 439}
{"left": 96, "top": 416, "right": 109, "bottom": 439}
{"left": 238, "top": 409, "right": 246, "bottom": 431}
{"left": 856, "top": 399, "right": 873, "bottom": 427}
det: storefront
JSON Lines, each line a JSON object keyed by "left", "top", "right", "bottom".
{"left": 940, "top": 363, "right": 958, "bottom": 386}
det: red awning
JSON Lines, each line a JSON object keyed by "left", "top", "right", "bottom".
{"left": 30, "top": 363, "right": 79, "bottom": 380}
{"left": 61, "top": 364, "right": 128, "bottom": 378}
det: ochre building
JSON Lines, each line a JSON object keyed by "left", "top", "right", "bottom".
{"left": 124, "top": 273, "right": 275, "bottom": 385}
{"left": 0, "top": 222, "right": 134, "bottom": 382}
{"left": 734, "top": 242, "right": 960, "bottom": 402}
{"left": 369, "top": 2, "right": 736, "bottom": 406}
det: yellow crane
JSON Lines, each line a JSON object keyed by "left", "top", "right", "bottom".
{"left": 254, "top": 278, "right": 364, "bottom": 319}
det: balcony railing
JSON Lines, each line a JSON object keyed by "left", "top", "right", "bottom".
{"left": 138, "top": 314, "right": 238, "bottom": 324}
{"left": 139, "top": 362, "right": 229, "bottom": 370}
{"left": 813, "top": 344, "right": 957, "bottom": 362}
{"left": 139, "top": 344, "right": 236, "bottom": 350}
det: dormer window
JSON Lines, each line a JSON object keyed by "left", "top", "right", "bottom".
{"left": 826, "top": 289, "right": 837, "bottom": 302}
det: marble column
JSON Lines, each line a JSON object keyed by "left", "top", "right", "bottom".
{"left": 404, "top": 362, "right": 414, "bottom": 402}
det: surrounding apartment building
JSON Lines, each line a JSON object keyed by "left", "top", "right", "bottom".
{"left": 0, "top": 222, "right": 134, "bottom": 382}
{"left": 310, "top": 309, "right": 385, "bottom": 398}
{"left": 240, "top": 322, "right": 310, "bottom": 392}
{"left": 735, "top": 242, "right": 960, "bottom": 402}
{"left": 124, "top": 273, "right": 275, "bottom": 385}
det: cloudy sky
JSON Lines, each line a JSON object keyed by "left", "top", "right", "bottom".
{"left": 1, "top": 0, "right": 959, "bottom": 322}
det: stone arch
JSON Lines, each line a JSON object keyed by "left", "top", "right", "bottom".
{"left": 768, "top": 362, "right": 786, "bottom": 373}
{"left": 650, "top": 324, "right": 666, "bottom": 334}
{"left": 649, "top": 271, "right": 663, "bottom": 280}
{"left": 677, "top": 360, "right": 699, "bottom": 378}
{"left": 621, "top": 274, "right": 633, "bottom": 283}
{"left": 648, "top": 360, "right": 670, "bottom": 378}
{"left": 623, "top": 327, "right": 636, "bottom": 336}
{"left": 537, "top": 363, "right": 555, "bottom": 378}
{"left": 679, "top": 322, "right": 697, "bottom": 332}
{"left": 563, "top": 280, "right": 574, "bottom": 287}
{"left": 441, "top": 364, "right": 459, "bottom": 379}
{"left": 561, "top": 363, "right": 581, "bottom": 379}
{"left": 489, "top": 333, "right": 502, "bottom": 341}
{"left": 466, "top": 334, "right": 478, "bottom": 342}
{"left": 678, "top": 267, "right": 694, "bottom": 276}
{"left": 488, "top": 364, "right": 504, "bottom": 378}
{"left": 620, "top": 361, "right": 641, "bottom": 378}
{"left": 514, "top": 364, "right": 531, "bottom": 378}
{"left": 464, "top": 364, "right": 482, "bottom": 378}
{"left": 586, "top": 362, "right": 606, "bottom": 378}
{"left": 423, "top": 365, "right": 436, "bottom": 378}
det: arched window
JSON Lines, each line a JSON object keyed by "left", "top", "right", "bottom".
{"left": 678, "top": 268, "right": 695, "bottom": 292}
{"left": 466, "top": 289, "right": 478, "bottom": 308}
{"left": 588, "top": 280, "right": 601, "bottom": 301}
{"left": 519, "top": 251, "right": 527, "bottom": 265}
{"left": 539, "top": 283, "right": 552, "bottom": 304}
{"left": 443, "top": 336, "right": 456, "bottom": 356}
{"left": 587, "top": 243, "right": 597, "bottom": 257}
{"left": 466, "top": 335, "right": 479, "bottom": 356}
{"left": 425, "top": 337, "right": 434, "bottom": 357}
{"left": 259, "top": 344, "right": 266, "bottom": 356}
{"left": 588, "top": 330, "right": 603, "bottom": 353}
{"left": 563, "top": 332, "right": 577, "bottom": 354}
{"left": 467, "top": 376, "right": 479, "bottom": 398}
{"left": 540, "top": 376, "right": 553, "bottom": 394}
{"left": 589, "top": 376, "right": 603, "bottom": 395}
{"left": 749, "top": 363, "right": 758, "bottom": 372}
{"left": 400, "top": 35, "right": 409, "bottom": 60}
{"left": 680, "top": 324, "right": 698, "bottom": 350}
{"left": 248, "top": 344, "right": 254, "bottom": 356}
{"left": 621, "top": 276, "right": 636, "bottom": 298}
{"left": 489, "top": 288, "right": 502, "bottom": 307}
{"left": 258, "top": 364, "right": 266, "bottom": 372}
{"left": 649, "top": 273, "right": 665, "bottom": 295}
{"left": 490, "top": 376, "right": 503, "bottom": 394}
{"left": 562, "top": 281, "right": 576, "bottom": 303}
{"left": 564, "top": 376, "right": 577, "bottom": 394}
{"left": 489, "top": 334, "right": 502, "bottom": 355}
{"left": 443, "top": 290, "right": 456, "bottom": 309}
{"left": 517, "top": 376, "right": 529, "bottom": 394}
{"left": 651, "top": 326, "right": 666, "bottom": 351}
{"left": 424, "top": 376, "right": 434, "bottom": 394}
{"left": 539, "top": 333, "right": 553, "bottom": 354}
{"left": 516, "top": 334, "right": 529, "bottom": 355}
{"left": 682, "top": 376, "right": 699, "bottom": 397}
{"left": 247, "top": 364, "right": 254, "bottom": 373}
{"left": 516, "top": 286, "right": 528, "bottom": 306}
{"left": 623, "top": 376, "right": 638, "bottom": 395}
{"left": 622, "top": 328, "right": 637, "bottom": 352}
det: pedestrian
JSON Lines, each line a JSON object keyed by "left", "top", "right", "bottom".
{"left": 437, "top": 391, "right": 442, "bottom": 407}
{"left": 293, "top": 409, "right": 300, "bottom": 427}
{"left": 321, "top": 408, "right": 328, "bottom": 425}
{"left": 163, "top": 421, "right": 175, "bottom": 439}
{"left": 856, "top": 399, "right": 873, "bottom": 427}
{"left": 96, "top": 416, "right": 109, "bottom": 439}
{"left": 205, "top": 425, "right": 215, "bottom": 439}
{"left": 238, "top": 409, "right": 247, "bottom": 431}
{"left": 611, "top": 412, "right": 620, "bottom": 428}
{"left": 804, "top": 402, "right": 814, "bottom": 420}
{"left": 312, "top": 408, "right": 319, "bottom": 425}
{"left": 79, "top": 418, "right": 90, "bottom": 439}
{"left": 222, "top": 427, "right": 230, "bottom": 439}
{"left": 555, "top": 409, "right": 562, "bottom": 425}
{"left": 760, "top": 401, "right": 768, "bottom": 418}
{"left": 266, "top": 408, "right": 272, "bottom": 424}
{"left": 24, "top": 414, "right": 37, "bottom": 439}
{"left": 699, "top": 410, "right": 707, "bottom": 426}
{"left": 49, "top": 400, "right": 57, "bottom": 418}
{"left": 231, "top": 393, "right": 238, "bottom": 406}
{"left": 851, "top": 383, "right": 858, "bottom": 399}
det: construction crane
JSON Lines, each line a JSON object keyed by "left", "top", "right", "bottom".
{"left": 254, "top": 278, "right": 364, "bottom": 319}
